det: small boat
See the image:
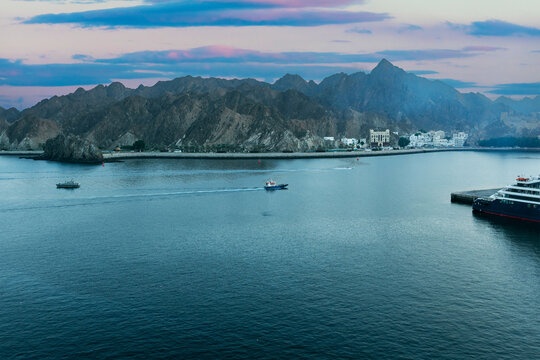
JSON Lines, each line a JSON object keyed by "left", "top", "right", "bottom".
{"left": 56, "top": 180, "right": 80, "bottom": 189}
{"left": 264, "top": 180, "right": 288, "bottom": 190}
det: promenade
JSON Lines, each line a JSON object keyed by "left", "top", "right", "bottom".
{"left": 2, "top": 147, "right": 538, "bottom": 162}
{"left": 103, "top": 148, "right": 464, "bottom": 160}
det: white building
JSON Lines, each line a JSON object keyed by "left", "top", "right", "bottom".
{"left": 409, "top": 132, "right": 431, "bottom": 147}
{"left": 341, "top": 137, "right": 358, "bottom": 146}
{"left": 452, "top": 132, "right": 468, "bottom": 147}
{"left": 409, "top": 130, "right": 467, "bottom": 148}
{"left": 432, "top": 130, "right": 445, "bottom": 139}
{"left": 370, "top": 129, "right": 390, "bottom": 147}
{"left": 323, "top": 136, "right": 335, "bottom": 141}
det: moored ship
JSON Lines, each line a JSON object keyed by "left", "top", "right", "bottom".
{"left": 472, "top": 175, "right": 540, "bottom": 223}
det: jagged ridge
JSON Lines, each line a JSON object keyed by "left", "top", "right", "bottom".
{"left": 2, "top": 59, "right": 539, "bottom": 151}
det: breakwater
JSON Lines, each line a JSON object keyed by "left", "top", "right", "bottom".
{"left": 2, "top": 147, "right": 539, "bottom": 162}
{"left": 0, "top": 150, "right": 43, "bottom": 156}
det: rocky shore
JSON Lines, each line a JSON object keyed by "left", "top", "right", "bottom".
{"left": 41, "top": 134, "right": 103, "bottom": 164}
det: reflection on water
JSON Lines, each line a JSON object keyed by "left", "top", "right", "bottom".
{"left": 473, "top": 212, "right": 540, "bottom": 255}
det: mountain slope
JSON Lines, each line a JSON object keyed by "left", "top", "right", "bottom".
{"left": 495, "top": 96, "right": 540, "bottom": 114}
{"left": 3, "top": 59, "right": 538, "bottom": 151}
{"left": 0, "top": 106, "right": 21, "bottom": 123}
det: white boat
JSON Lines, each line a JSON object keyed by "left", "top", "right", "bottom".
{"left": 264, "top": 180, "right": 288, "bottom": 190}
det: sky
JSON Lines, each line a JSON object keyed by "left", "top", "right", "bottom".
{"left": 1, "top": 0, "right": 539, "bottom": 109}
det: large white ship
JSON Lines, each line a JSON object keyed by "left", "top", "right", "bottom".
{"left": 473, "top": 175, "right": 540, "bottom": 223}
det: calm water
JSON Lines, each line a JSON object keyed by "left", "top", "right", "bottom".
{"left": 0, "top": 152, "right": 539, "bottom": 359}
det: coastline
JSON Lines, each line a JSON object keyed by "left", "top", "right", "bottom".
{"left": 103, "top": 148, "right": 467, "bottom": 160}
{"left": 1, "top": 147, "right": 539, "bottom": 162}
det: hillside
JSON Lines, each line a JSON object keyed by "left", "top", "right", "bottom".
{"left": 1, "top": 59, "right": 538, "bottom": 151}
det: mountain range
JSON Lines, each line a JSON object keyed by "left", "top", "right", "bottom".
{"left": 1, "top": 59, "right": 539, "bottom": 151}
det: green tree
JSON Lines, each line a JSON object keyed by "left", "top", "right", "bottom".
{"left": 398, "top": 137, "right": 410, "bottom": 148}
{"left": 132, "top": 140, "right": 146, "bottom": 152}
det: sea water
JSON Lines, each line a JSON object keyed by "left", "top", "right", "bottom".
{"left": 0, "top": 151, "right": 538, "bottom": 359}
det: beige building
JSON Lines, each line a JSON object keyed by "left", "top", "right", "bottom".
{"left": 370, "top": 129, "right": 390, "bottom": 147}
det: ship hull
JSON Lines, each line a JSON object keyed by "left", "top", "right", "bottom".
{"left": 473, "top": 199, "right": 540, "bottom": 223}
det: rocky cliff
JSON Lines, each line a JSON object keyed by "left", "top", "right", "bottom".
{"left": 42, "top": 134, "right": 103, "bottom": 163}
{"left": 1, "top": 115, "right": 59, "bottom": 150}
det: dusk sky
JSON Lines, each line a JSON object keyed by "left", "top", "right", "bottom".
{"left": 1, "top": 0, "right": 539, "bottom": 109}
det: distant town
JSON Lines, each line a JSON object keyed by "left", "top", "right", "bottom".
{"left": 108, "top": 129, "right": 470, "bottom": 154}
{"left": 323, "top": 129, "right": 469, "bottom": 152}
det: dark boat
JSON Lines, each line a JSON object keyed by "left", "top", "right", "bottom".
{"left": 56, "top": 180, "right": 80, "bottom": 189}
{"left": 472, "top": 175, "right": 540, "bottom": 223}
{"left": 264, "top": 180, "right": 288, "bottom": 190}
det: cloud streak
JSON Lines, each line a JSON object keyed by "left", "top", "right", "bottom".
{"left": 376, "top": 49, "right": 473, "bottom": 61}
{"left": 95, "top": 46, "right": 381, "bottom": 65}
{"left": 23, "top": 0, "right": 388, "bottom": 28}
{"left": 0, "top": 58, "right": 158, "bottom": 86}
{"left": 0, "top": 44, "right": 507, "bottom": 88}
{"left": 346, "top": 27, "right": 372, "bottom": 34}
{"left": 438, "top": 79, "right": 478, "bottom": 88}
{"left": 488, "top": 82, "right": 540, "bottom": 95}
{"left": 0, "top": 44, "right": 511, "bottom": 102}
{"left": 397, "top": 24, "right": 422, "bottom": 33}
{"left": 449, "top": 20, "right": 540, "bottom": 37}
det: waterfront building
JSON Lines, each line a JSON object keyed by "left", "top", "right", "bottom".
{"left": 341, "top": 137, "right": 358, "bottom": 147}
{"left": 409, "top": 130, "right": 468, "bottom": 148}
{"left": 452, "top": 132, "right": 468, "bottom": 147}
{"left": 433, "top": 130, "right": 445, "bottom": 139}
{"left": 409, "top": 132, "right": 431, "bottom": 147}
{"left": 323, "top": 136, "right": 335, "bottom": 141}
{"left": 370, "top": 129, "right": 390, "bottom": 147}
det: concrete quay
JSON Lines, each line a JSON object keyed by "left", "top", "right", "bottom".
{"left": 0, "top": 150, "right": 43, "bottom": 156}
{"left": 103, "top": 148, "right": 467, "bottom": 161}
{"left": 451, "top": 189, "right": 500, "bottom": 205}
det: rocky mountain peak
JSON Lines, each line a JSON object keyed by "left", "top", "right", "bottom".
{"left": 0, "top": 106, "right": 21, "bottom": 123}
{"left": 371, "top": 58, "right": 404, "bottom": 76}
{"left": 107, "top": 81, "right": 128, "bottom": 98}
{"left": 319, "top": 72, "right": 349, "bottom": 88}
{"left": 74, "top": 87, "right": 86, "bottom": 96}
{"left": 273, "top": 74, "right": 308, "bottom": 88}
{"left": 272, "top": 73, "right": 318, "bottom": 95}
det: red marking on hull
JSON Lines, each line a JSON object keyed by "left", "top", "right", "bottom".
{"left": 474, "top": 209, "right": 540, "bottom": 223}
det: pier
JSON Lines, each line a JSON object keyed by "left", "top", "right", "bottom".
{"left": 450, "top": 189, "right": 500, "bottom": 204}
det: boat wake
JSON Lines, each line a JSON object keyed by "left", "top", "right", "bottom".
{"left": 99, "top": 187, "right": 265, "bottom": 199}
{"left": 0, "top": 187, "right": 267, "bottom": 213}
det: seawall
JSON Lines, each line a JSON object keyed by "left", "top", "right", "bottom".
{"left": 2, "top": 147, "right": 539, "bottom": 162}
